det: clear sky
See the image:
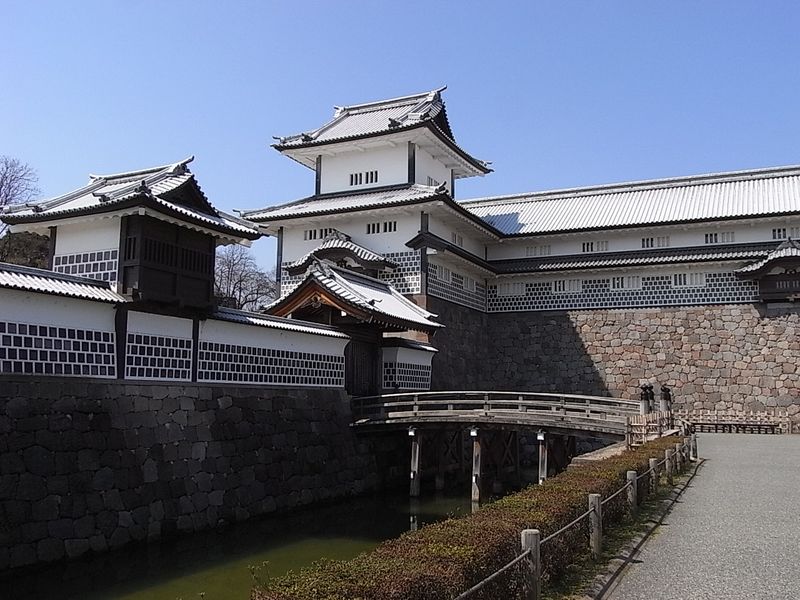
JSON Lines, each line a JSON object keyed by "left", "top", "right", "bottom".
{"left": 3, "top": 1, "right": 800, "bottom": 269}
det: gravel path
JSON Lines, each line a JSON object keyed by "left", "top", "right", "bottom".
{"left": 607, "top": 434, "right": 800, "bottom": 600}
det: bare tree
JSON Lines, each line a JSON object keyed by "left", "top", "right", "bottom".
{"left": 0, "top": 156, "right": 40, "bottom": 235}
{"left": 215, "top": 245, "right": 277, "bottom": 311}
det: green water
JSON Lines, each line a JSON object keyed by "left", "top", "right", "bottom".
{"left": 4, "top": 493, "right": 473, "bottom": 600}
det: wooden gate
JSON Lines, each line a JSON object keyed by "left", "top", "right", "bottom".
{"left": 345, "top": 339, "right": 379, "bottom": 396}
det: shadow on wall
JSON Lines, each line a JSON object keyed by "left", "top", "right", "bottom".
{"left": 429, "top": 298, "right": 613, "bottom": 398}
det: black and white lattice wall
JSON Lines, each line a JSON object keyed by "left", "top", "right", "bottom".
{"left": 53, "top": 249, "right": 119, "bottom": 282}
{"left": 427, "top": 262, "right": 486, "bottom": 311}
{"left": 0, "top": 320, "right": 116, "bottom": 377}
{"left": 487, "top": 270, "right": 759, "bottom": 312}
{"left": 378, "top": 251, "right": 421, "bottom": 295}
{"left": 382, "top": 361, "right": 432, "bottom": 390}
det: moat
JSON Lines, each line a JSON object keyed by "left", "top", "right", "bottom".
{"left": 3, "top": 491, "right": 473, "bottom": 600}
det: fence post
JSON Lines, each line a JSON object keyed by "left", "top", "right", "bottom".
{"left": 521, "top": 528, "right": 541, "bottom": 600}
{"left": 674, "top": 442, "right": 683, "bottom": 474}
{"left": 589, "top": 493, "right": 602, "bottom": 559}
{"left": 639, "top": 385, "right": 650, "bottom": 415}
{"left": 626, "top": 470, "right": 638, "bottom": 517}
{"left": 690, "top": 433, "right": 698, "bottom": 461}
{"left": 649, "top": 458, "right": 659, "bottom": 495}
{"left": 665, "top": 449, "right": 673, "bottom": 486}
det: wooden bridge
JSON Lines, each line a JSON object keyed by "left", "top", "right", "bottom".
{"left": 352, "top": 391, "right": 673, "bottom": 502}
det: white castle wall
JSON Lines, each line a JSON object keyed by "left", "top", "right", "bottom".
{"left": 320, "top": 145, "right": 407, "bottom": 194}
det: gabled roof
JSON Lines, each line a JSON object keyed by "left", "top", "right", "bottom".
{"left": 286, "top": 231, "right": 397, "bottom": 276}
{"left": 211, "top": 306, "right": 350, "bottom": 338}
{"left": 241, "top": 183, "right": 445, "bottom": 221}
{"left": 271, "top": 87, "right": 490, "bottom": 176}
{"left": 0, "top": 262, "right": 126, "bottom": 303}
{"left": 463, "top": 164, "right": 800, "bottom": 235}
{"left": 1, "top": 157, "right": 260, "bottom": 241}
{"left": 267, "top": 261, "right": 442, "bottom": 334}
{"left": 493, "top": 242, "right": 776, "bottom": 274}
{"left": 736, "top": 239, "right": 800, "bottom": 277}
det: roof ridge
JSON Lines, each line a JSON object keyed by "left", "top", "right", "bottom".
{"left": 88, "top": 156, "right": 194, "bottom": 181}
{"left": 334, "top": 86, "right": 446, "bottom": 115}
{"left": 461, "top": 163, "right": 800, "bottom": 208}
{"left": 0, "top": 261, "right": 115, "bottom": 288}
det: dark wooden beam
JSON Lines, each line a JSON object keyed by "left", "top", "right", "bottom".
{"left": 315, "top": 155, "right": 322, "bottom": 195}
{"left": 407, "top": 142, "right": 416, "bottom": 184}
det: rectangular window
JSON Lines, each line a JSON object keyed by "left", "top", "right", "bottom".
{"left": 773, "top": 227, "right": 787, "bottom": 240}
{"left": 552, "top": 279, "right": 582, "bottom": 293}
{"left": 582, "top": 240, "right": 608, "bottom": 253}
{"left": 705, "top": 232, "right": 735, "bottom": 244}
{"left": 426, "top": 176, "right": 440, "bottom": 187}
{"left": 436, "top": 264, "right": 451, "bottom": 282}
{"left": 303, "top": 229, "right": 319, "bottom": 241}
{"left": 641, "top": 237, "right": 654, "bottom": 249}
{"left": 525, "top": 245, "right": 551, "bottom": 257}
{"left": 463, "top": 275, "right": 476, "bottom": 292}
{"left": 366, "top": 223, "right": 380, "bottom": 235}
{"left": 673, "top": 272, "right": 706, "bottom": 287}
{"left": 496, "top": 281, "right": 526, "bottom": 296}
{"left": 451, "top": 232, "right": 463, "bottom": 247}
{"left": 611, "top": 275, "right": 641, "bottom": 290}
{"left": 350, "top": 171, "right": 378, "bottom": 186}
{"left": 382, "top": 221, "right": 397, "bottom": 233}
{"left": 790, "top": 226, "right": 800, "bottom": 238}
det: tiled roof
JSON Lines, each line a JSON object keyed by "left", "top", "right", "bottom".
{"left": 0, "top": 262, "right": 125, "bottom": 303}
{"left": 275, "top": 87, "right": 455, "bottom": 148}
{"left": 211, "top": 307, "right": 349, "bottom": 338}
{"left": 493, "top": 243, "right": 775, "bottom": 274}
{"left": 287, "top": 232, "right": 397, "bottom": 274}
{"left": 1, "top": 157, "right": 260, "bottom": 240}
{"left": 268, "top": 262, "right": 442, "bottom": 333}
{"left": 242, "top": 184, "right": 444, "bottom": 221}
{"left": 464, "top": 165, "right": 800, "bottom": 235}
{"left": 736, "top": 239, "right": 800, "bottom": 274}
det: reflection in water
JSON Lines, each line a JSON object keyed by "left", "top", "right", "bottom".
{"left": 2, "top": 492, "right": 472, "bottom": 600}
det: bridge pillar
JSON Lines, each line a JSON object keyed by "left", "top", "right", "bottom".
{"left": 537, "top": 431, "right": 548, "bottom": 485}
{"left": 471, "top": 428, "right": 482, "bottom": 503}
{"left": 409, "top": 428, "right": 421, "bottom": 497}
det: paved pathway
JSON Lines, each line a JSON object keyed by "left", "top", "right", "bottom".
{"left": 607, "top": 434, "right": 800, "bottom": 600}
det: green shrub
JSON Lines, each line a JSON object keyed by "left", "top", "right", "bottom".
{"left": 252, "top": 436, "right": 681, "bottom": 600}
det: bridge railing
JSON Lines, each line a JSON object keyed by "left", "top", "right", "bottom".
{"left": 352, "top": 390, "right": 642, "bottom": 434}
{"left": 625, "top": 410, "right": 674, "bottom": 447}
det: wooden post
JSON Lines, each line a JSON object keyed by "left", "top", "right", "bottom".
{"left": 471, "top": 431, "right": 482, "bottom": 504}
{"left": 665, "top": 449, "right": 673, "bottom": 486}
{"left": 626, "top": 470, "right": 638, "bottom": 516}
{"left": 521, "top": 529, "right": 541, "bottom": 600}
{"left": 589, "top": 493, "right": 602, "bottom": 559}
{"left": 674, "top": 442, "right": 683, "bottom": 474}
{"left": 690, "top": 433, "right": 698, "bottom": 461}
{"left": 538, "top": 437, "right": 548, "bottom": 485}
{"left": 649, "top": 458, "right": 659, "bottom": 495}
{"left": 410, "top": 431, "right": 421, "bottom": 498}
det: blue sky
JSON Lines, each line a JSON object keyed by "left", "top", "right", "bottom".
{"left": 3, "top": 1, "right": 800, "bottom": 269}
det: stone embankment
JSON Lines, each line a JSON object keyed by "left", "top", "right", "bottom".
{"left": 0, "top": 379, "right": 403, "bottom": 571}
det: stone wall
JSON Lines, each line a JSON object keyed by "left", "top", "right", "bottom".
{"left": 427, "top": 297, "right": 490, "bottom": 390}
{"left": 0, "top": 379, "right": 404, "bottom": 571}
{"left": 430, "top": 298, "right": 800, "bottom": 425}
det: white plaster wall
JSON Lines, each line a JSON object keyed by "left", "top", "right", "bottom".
{"left": 320, "top": 145, "right": 408, "bottom": 194}
{"left": 127, "top": 312, "right": 193, "bottom": 338}
{"left": 485, "top": 219, "right": 800, "bottom": 261}
{"left": 55, "top": 220, "right": 120, "bottom": 255}
{"left": 428, "top": 215, "right": 485, "bottom": 257}
{"left": 200, "top": 318, "right": 349, "bottom": 356}
{"left": 414, "top": 147, "right": 451, "bottom": 190}
{"left": 0, "top": 288, "right": 116, "bottom": 330}
{"left": 281, "top": 212, "right": 421, "bottom": 262}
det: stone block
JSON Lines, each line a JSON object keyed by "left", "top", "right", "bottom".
{"left": 37, "top": 538, "right": 65, "bottom": 562}
{"left": 65, "top": 538, "right": 90, "bottom": 559}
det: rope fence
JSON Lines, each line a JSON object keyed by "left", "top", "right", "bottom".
{"left": 456, "top": 433, "right": 699, "bottom": 599}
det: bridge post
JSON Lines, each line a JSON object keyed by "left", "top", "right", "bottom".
{"left": 537, "top": 431, "right": 548, "bottom": 485}
{"left": 674, "top": 442, "right": 684, "bottom": 473}
{"left": 626, "top": 470, "right": 638, "bottom": 516}
{"left": 409, "top": 428, "right": 421, "bottom": 498}
{"left": 521, "top": 528, "right": 541, "bottom": 600}
{"left": 639, "top": 385, "right": 651, "bottom": 415}
{"left": 649, "top": 458, "right": 659, "bottom": 495}
{"left": 690, "top": 433, "right": 698, "bottom": 461}
{"left": 588, "top": 493, "right": 602, "bottom": 559}
{"left": 665, "top": 449, "right": 673, "bottom": 486}
{"left": 471, "top": 428, "right": 481, "bottom": 504}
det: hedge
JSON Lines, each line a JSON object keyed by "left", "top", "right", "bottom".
{"left": 252, "top": 436, "right": 682, "bottom": 600}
